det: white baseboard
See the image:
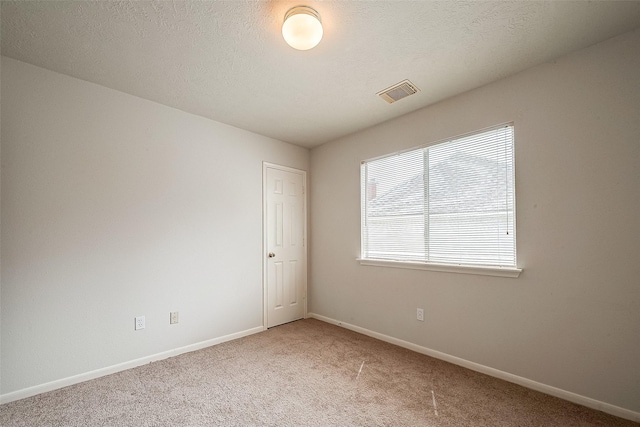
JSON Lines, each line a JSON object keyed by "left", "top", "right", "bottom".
{"left": 308, "top": 312, "right": 640, "bottom": 423}
{"left": 0, "top": 326, "right": 264, "bottom": 405}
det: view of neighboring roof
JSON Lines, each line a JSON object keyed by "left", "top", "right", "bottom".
{"left": 367, "top": 152, "right": 512, "bottom": 217}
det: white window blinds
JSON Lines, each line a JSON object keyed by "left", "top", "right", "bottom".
{"left": 361, "top": 124, "right": 516, "bottom": 268}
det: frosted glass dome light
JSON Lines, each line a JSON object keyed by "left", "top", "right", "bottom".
{"left": 282, "top": 6, "right": 323, "bottom": 50}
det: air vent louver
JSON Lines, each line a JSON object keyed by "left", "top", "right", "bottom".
{"left": 377, "top": 79, "right": 419, "bottom": 104}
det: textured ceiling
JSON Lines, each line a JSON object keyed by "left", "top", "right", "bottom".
{"left": 2, "top": 1, "right": 640, "bottom": 148}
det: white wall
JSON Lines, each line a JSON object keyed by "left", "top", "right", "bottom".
{"left": 310, "top": 29, "right": 640, "bottom": 413}
{"left": 0, "top": 57, "right": 309, "bottom": 396}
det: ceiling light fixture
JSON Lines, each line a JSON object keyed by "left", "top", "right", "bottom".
{"left": 282, "top": 6, "right": 323, "bottom": 50}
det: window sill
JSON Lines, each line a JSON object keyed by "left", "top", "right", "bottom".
{"left": 357, "top": 258, "right": 522, "bottom": 278}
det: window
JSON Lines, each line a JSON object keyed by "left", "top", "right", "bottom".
{"left": 360, "top": 124, "right": 520, "bottom": 277}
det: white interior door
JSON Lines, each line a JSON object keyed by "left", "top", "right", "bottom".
{"left": 264, "top": 164, "right": 307, "bottom": 328}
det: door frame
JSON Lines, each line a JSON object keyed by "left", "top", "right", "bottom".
{"left": 262, "top": 162, "right": 308, "bottom": 330}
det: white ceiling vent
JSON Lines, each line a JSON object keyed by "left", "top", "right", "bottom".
{"left": 377, "top": 80, "right": 419, "bottom": 104}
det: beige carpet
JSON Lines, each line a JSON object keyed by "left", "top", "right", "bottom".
{"left": 0, "top": 318, "right": 636, "bottom": 426}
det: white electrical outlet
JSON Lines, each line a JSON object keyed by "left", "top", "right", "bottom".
{"left": 417, "top": 308, "right": 424, "bottom": 322}
{"left": 170, "top": 311, "right": 179, "bottom": 324}
{"left": 135, "top": 316, "right": 145, "bottom": 330}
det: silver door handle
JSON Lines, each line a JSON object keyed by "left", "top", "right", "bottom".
{"left": 268, "top": 252, "right": 276, "bottom": 258}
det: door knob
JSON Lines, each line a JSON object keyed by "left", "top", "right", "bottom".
{"left": 268, "top": 252, "right": 276, "bottom": 258}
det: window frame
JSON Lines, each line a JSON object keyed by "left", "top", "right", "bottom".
{"left": 359, "top": 123, "right": 522, "bottom": 278}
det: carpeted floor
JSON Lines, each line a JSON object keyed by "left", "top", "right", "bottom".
{"left": 0, "top": 318, "right": 636, "bottom": 426}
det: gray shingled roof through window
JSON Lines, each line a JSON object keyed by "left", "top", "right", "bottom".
{"left": 367, "top": 152, "right": 511, "bottom": 217}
